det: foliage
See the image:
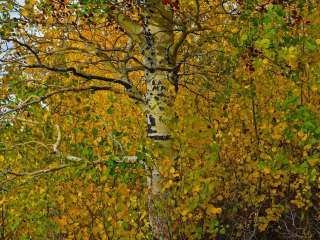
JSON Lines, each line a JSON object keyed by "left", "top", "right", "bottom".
{"left": 1, "top": 0, "right": 320, "bottom": 239}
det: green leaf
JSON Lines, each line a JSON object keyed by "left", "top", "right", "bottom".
{"left": 303, "top": 121, "right": 315, "bottom": 131}
{"left": 309, "top": 168, "right": 317, "bottom": 182}
{"left": 274, "top": 153, "right": 288, "bottom": 166}
{"left": 209, "top": 155, "right": 219, "bottom": 163}
{"left": 106, "top": 106, "right": 114, "bottom": 115}
{"left": 305, "top": 39, "right": 317, "bottom": 52}
{"left": 92, "top": 127, "right": 99, "bottom": 137}
{"left": 211, "top": 142, "right": 220, "bottom": 153}
{"left": 208, "top": 219, "right": 219, "bottom": 233}
{"left": 294, "top": 161, "right": 309, "bottom": 174}
{"left": 255, "top": 38, "right": 271, "bottom": 49}
{"left": 284, "top": 128, "right": 294, "bottom": 140}
{"left": 258, "top": 161, "right": 267, "bottom": 170}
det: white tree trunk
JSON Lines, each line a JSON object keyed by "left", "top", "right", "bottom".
{"left": 142, "top": 1, "right": 175, "bottom": 239}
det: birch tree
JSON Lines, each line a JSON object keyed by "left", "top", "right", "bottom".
{"left": 0, "top": 0, "right": 230, "bottom": 238}
{"left": 2, "top": 0, "right": 319, "bottom": 239}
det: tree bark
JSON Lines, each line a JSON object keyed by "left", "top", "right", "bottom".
{"left": 142, "top": 1, "right": 176, "bottom": 239}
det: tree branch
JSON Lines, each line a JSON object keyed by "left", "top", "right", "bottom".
{"left": 4, "top": 156, "right": 142, "bottom": 179}
{"left": 52, "top": 124, "right": 61, "bottom": 154}
{"left": 0, "top": 85, "right": 144, "bottom": 117}
{"left": 25, "top": 64, "right": 133, "bottom": 89}
{"left": 4, "top": 37, "right": 133, "bottom": 89}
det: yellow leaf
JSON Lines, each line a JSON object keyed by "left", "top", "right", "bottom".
{"left": 139, "top": 211, "right": 147, "bottom": 221}
{"left": 217, "top": 195, "right": 224, "bottom": 201}
{"left": 39, "top": 187, "right": 46, "bottom": 194}
{"left": 272, "top": 133, "right": 282, "bottom": 141}
{"left": 57, "top": 195, "right": 64, "bottom": 204}
{"left": 307, "top": 157, "right": 319, "bottom": 167}
{"left": 104, "top": 186, "right": 110, "bottom": 193}
{"left": 98, "top": 222, "right": 104, "bottom": 231}
{"left": 130, "top": 196, "right": 138, "bottom": 208}
{"left": 263, "top": 167, "right": 271, "bottom": 174}
{"left": 180, "top": 209, "right": 188, "bottom": 216}
{"left": 192, "top": 184, "right": 201, "bottom": 193}
{"left": 169, "top": 167, "right": 175, "bottom": 174}
{"left": 117, "top": 14, "right": 143, "bottom": 41}
{"left": 93, "top": 136, "right": 102, "bottom": 145}
{"left": 231, "top": 27, "right": 238, "bottom": 33}
{"left": 0, "top": 197, "right": 6, "bottom": 206}
{"left": 57, "top": 216, "right": 68, "bottom": 227}
{"left": 316, "top": 39, "right": 320, "bottom": 45}
{"left": 0, "top": 155, "right": 4, "bottom": 161}
{"left": 163, "top": 180, "right": 173, "bottom": 191}
{"left": 311, "top": 84, "right": 318, "bottom": 91}
{"left": 16, "top": 153, "right": 22, "bottom": 160}
{"left": 206, "top": 205, "right": 222, "bottom": 216}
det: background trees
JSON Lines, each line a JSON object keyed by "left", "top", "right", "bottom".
{"left": 1, "top": 0, "right": 320, "bottom": 239}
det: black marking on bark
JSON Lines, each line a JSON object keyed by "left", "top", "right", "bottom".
{"left": 148, "top": 115, "right": 156, "bottom": 126}
{"left": 147, "top": 115, "right": 157, "bottom": 134}
{"left": 148, "top": 135, "right": 171, "bottom": 141}
{"left": 148, "top": 128, "right": 157, "bottom": 134}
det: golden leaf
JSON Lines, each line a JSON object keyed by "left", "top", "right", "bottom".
{"left": 206, "top": 205, "right": 222, "bottom": 216}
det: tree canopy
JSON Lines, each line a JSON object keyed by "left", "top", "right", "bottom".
{"left": 1, "top": 0, "right": 320, "bottom": 239}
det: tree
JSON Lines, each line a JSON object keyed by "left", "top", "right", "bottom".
{"left": 1, "top": 0, "right": 320, "bottom": 239}
{"left": 1, "top": 0, "right": 231, "bottom": 239}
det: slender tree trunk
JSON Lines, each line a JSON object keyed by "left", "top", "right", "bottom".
{"left": 142, "top": 1, "right": 175, "bottom": 239}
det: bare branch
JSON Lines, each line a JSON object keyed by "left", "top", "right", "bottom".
{"left": 6, "top": 163, "right": 77, "bottom": 177}
{"left": 25, "top": 64, "right": 133, "bottom": 89}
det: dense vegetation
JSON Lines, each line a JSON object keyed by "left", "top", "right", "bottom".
{"left": 1, "top": 0, "right": 320, "bottom": 239}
